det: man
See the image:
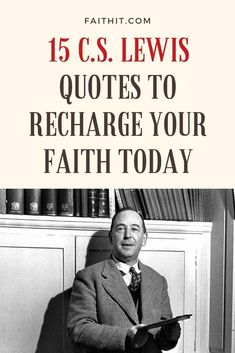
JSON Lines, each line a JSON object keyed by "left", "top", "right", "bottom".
{"left": 67, "top": 208, "right": 181, "bottom": 352}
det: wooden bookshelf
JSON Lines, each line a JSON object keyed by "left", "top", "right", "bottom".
{"left": 0, "top": 188, "right": 212, "bottom": 222}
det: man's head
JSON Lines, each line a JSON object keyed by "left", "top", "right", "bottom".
{"left": 109, "top": 208, "right": 147, "bottom": 266}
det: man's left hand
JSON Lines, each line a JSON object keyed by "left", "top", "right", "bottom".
{"left": 127, "top": 324, "right": 149, "bottom": 348}
{"left": 162, "top": 322, "right": 181, "bottom": 342}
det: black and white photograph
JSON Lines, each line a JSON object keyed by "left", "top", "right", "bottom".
{"left": 0, "top": 189, "right": 234, "bottom": 352}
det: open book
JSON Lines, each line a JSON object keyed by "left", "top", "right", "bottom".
{"left": 138, "top": 314, "right": 192, "bottom": 331}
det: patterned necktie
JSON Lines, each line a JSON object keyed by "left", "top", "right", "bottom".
{"left": 129, "top": 266, "right": 141, "bottom": 292}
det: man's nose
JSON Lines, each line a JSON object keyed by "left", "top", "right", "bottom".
{"left": 123, "top": 227, "right": 131, "bottom": 238}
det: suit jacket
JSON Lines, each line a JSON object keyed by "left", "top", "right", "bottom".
{"left": 67, "top": 259, "right": 177, "bottom": 353}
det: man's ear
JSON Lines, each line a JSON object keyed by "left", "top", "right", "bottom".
{"left": 109, "top": 231, "right": 113, "bottom": 245}
{"left": 142, "top": 232, "right": 148, "bottom": 246}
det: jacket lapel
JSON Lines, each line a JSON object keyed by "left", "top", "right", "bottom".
{"left": 102, "top": 259, "right": 139, "bottom": 325}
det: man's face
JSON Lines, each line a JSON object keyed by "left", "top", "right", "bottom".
{"left": 109, "top": 210, "right": 147, "bottom": 265}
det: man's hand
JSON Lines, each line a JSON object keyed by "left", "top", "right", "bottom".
{"left": 126, "top": 324, "right": 149, "bottom": 348}
{"left": 161, "top": 322, "right": 181, "bottom": 342}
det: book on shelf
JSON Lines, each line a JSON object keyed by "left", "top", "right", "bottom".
{"left": 115, "top": 189, "right": 125, "bottom": 210}
{"left": 57, "top": 189, "right": 74, "bottom": 216}
{"left": 98, "top": 189, "right": 109, "bottom": 218}
{"left": 130, "top": 189, "right": 144, "bottom": 217}
{"left": 166, "top": 189, "right": 179, "bottom": 221}
{"left": 151, "top": 189, "right": 164, "bottom": 220}
{"left": 25, "top": 189, "right": 41, "bottom": 215}
{"left": 145, "top": 189, "right": 159, "bottom": 220}
{"left": 0, "top": 189, "right": 6, "bottom": 214}
{"left": 188, "top": 189, "right": 194, "bottom": 220}
{"left": 172, "top": 189, "right": 188, "bottom": 221}
{"left": 88, "top": 189, "right": 99, "bottom": 218}
{"left": 119, "top": 189, "right": 128, "bottom": 208}
{"left": 142, "top": 189, "right": 156, "bottom": 220}
{"left": 81, "top": 189, "right": 88, "bottom": 217}
{"left": 182, "top": 189, "right": 193, "bottom": 221}
{"left": 197, "top": 189, "right": 203, "bottom": 221}
{"left": 204, "top": 189, "right": 212, "bottom": 222}
{"left": 123, "top": 189, "right": 136, "bottom": 209}
{"left": 156, "top": 189, "right": 171, "bottom": 220}
{"left": 198, "top": 189, "right": 211, "bottom": 222}
{"left": 162, "top": 189, "right": 174, "bottom": 220}
{"left": 137, "top": 189, "right": 150, "bottom": 220}
{"left": 74, "top": 189, "right": 82, "bottom": 217}
{"left": 108, "top": 188, "right": 116, "bottom": 218}
{"left": 41, "top": 189, "right": 57, "bottom": 216}
{"left": 6, "top": 189, "right": 24, "bottom": 215}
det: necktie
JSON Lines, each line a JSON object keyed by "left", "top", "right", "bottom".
{"left": 129, "top": 267, "right": 141, "bottom": 292}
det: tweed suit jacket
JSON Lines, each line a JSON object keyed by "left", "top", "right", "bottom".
{"left": 67, "top": 259, "right": 177, "bottom": 353}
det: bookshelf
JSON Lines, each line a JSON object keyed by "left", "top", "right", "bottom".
{"left": 0, "top": 214, "right": 212, "bottom": 353}
{"left": 0, "top": 188, "right": 212, "bottom": 222}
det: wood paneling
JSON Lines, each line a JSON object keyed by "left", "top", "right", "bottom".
{"left": 0, "top": 233, "right": 75, "bottom": 353}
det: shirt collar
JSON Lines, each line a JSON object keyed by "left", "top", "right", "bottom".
{"left": 112, "top": 255, "right": 141, "bottom": 274}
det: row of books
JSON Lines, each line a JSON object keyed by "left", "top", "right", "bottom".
{"left": 0, "top": 189, "right": 112, "bottom": 218}
{"left": 0, "top": 189, "right": 212, "bottom": 222}
{"left": 115, "top": 189, "right": 212, "bottom": 222}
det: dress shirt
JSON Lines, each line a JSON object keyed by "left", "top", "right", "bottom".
{"left": 112, "top": 255, "right": 141, "bottom": 286}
